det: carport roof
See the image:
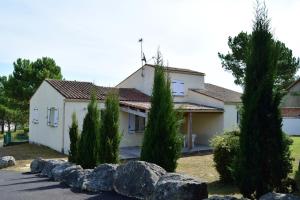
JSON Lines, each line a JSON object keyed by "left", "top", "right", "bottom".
{"left": 120, "top": 101, "right": 223, "bottom": 112}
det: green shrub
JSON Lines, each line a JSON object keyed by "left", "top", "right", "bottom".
{"left": 98, "top": 92, "right": 121, "bottom": 164}
{"left": 210, "top": 130, "right": 240, "bottom": 183}
{"left": 78, "top": 93, "right": 100, "bottom": 169}
{"left": 68, "top": 112, "right": 79, "bottom": 163}
{"left": 23, "top": 127, "right": 29, "bottom": 133}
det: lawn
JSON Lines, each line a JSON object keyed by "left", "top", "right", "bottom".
{"left": 0, "top": 136, "right": 299, "bottom": 196}
{"left": 0, "top": 143, "right": 66, "bottom": 172}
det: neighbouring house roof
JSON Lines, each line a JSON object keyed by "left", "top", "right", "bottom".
{"left": 120, "top": 101, "right": 223, "bottom": 113}
{"left": 46, "top": 79, "right": 150, "bottom": 102}
{"left": 190, "top": 83, "right": 242, "bottom": 103}
{"left": 281, "top": 108, "right": 300, "bottom": 118}
{"left": 287, "top": 78, "right": 300, "bottom": 91}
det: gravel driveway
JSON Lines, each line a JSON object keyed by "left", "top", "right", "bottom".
{"left": 0, "top": 171, "right": 134, "bottom": 200}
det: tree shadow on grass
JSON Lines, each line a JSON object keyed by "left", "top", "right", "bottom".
{"left": 208, "top": 180, "right": 240, "bottom": 196}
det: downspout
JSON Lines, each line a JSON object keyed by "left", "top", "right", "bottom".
{"left": 62, "top": 100, "right": 66, "bottom": 154}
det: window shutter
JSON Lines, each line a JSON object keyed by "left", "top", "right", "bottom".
{"left": 33, "top": 108, "right": 39, "bottom": 124}
{"left": 47, "top": 108, "right": 51, "bottom": 126}
{"left": 128, "top": 113, "right": 135, "bottom": 133}
{"left": 53, "top": 108, "right": 59, "bottom": 127}
{"left": 179, "top": 81, "right": 184, "bottom": 95}
{"left": 172, "top": 80, "right": 178, "bottom": 95}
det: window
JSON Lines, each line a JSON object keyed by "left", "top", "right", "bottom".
{"left": 47, "top": 107, "right": 59, "bottom": 127}
{"left": 128, "top": 113, "right": 145, "bottom": 133}
{"left": 172, "top": 80, "right": 184, "bottom": 96}
{"left": 32, "top": 108, "right": 39, "bottom": 124}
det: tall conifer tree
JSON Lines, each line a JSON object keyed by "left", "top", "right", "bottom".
{"left": 140, "top": 52, "right": 182, "bottom": 172}
{"left": 78, "top": 92, "right": 100, "bottom": 169}
{"left": 68, "top": 112, "right": 79, "bottom": 163}
{"left": 98, "top": 92, "right": 121, "bottom": 164}
{"left": 235, "top": 3, "right": 293, "bottom": 198}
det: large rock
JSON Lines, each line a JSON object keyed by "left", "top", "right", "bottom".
{"left": 83, "top": 164, "right": 118, "bottom": 192}
{"left": 113, "top": 161, "right": 166, "bottom": 199}
{"left": 151, "top": 173, "right": 208, "bottom": 200}
{"left": 40, "top": 160, "right": 66, "bottom": 178}
{"left": 60, "top": 165, "right": 83, "bottom": 182}
{"left": 205, "top": 196, "right": 248, "bottom": 200}
{"left": 259, "top": 192, "right": 300, "bottom": 200}
{"left": 51, "top": 162, "right": 74, "bottom": 181}
{"left": 0, "top": 156, "right": 16, "bottom": 169}
{"left": 62, "top": 168, "right": 92, "bottom": 189}
{"left": 30, "top": 158, "right": 47, "bottom": 173}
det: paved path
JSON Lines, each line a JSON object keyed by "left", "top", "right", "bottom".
{"left": 0, "top": 171, "right": 134, "bottom": 200}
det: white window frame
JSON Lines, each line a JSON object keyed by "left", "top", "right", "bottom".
{"left": 32, "top": 108, "right": 39, "bottom": 124}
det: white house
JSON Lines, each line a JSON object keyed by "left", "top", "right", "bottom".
{"left": 281, "top": 79, "right": 300, "bottom": 135}
{"left": 29, "top": 64, "right": 242, "bottom": 154}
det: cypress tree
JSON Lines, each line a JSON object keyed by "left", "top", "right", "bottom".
{"left": 78, "top": 92, "right": 100, "bottom": 169}
{"left": 98, "top": 91, "right": 121, "bottom": 164}
{"left": 68, "top": 112, "right": 79, "bottom": 163}
{"left": 235, "top": 4, "right": 293, "bottom": 198}
{"left": 140, "top": 52, "right": 183, "bottom": 172}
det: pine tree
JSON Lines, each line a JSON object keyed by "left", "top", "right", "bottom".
{"left": 98, "top": 91, "right": 121, "bottom": 164}
{"left": 78, "top": 92, "right": 100, "bottom": 169}
{"left": 140, "top": 52, "right": 183, "bottom": 172}
{"left": 235, "top": 3, "right": 293, "bottom": 198}
{"left": 68, "top": 112, "right": 79, "bottom": 163}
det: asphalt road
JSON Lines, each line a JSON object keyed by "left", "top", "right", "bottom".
{"left": 0, "top": 171, "right": 134, "bottom": 200}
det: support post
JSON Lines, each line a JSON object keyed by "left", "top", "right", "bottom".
{"left": 187, "top": 112, "right": 193, "bottom": 150}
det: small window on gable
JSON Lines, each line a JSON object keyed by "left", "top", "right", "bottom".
{"left": 32, "top": 108, "right": 39, "bottom": 124}
{"left": 171, "top": 80, "right": 184, "bottom": 96}
{"left": 47, "top": 107, "right": 59, "bottom": 127}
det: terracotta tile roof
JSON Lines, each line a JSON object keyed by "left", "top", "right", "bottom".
{"left": 146, "top": 64, "right": 205, "bottom": 76}
{"left": 120, "top": 101, "right": 223, "bottom": 112}
{"left": 190, "top": 83, "right": 242, "bottom": 103}
{"left": 46, "top": 79, "right": 150, "bottom": 102}
{"left": 281, "top": 108, "right": 300, "bottom": 117}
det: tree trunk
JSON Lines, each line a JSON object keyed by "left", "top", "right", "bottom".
{"left": 8, "top": 121, "right": 11, "bottom": 132}
{"left": 0, "top": 122, "right": 4, "bottom": 134}
{"left": 14, "top": 123, "right": 17, "bottom": 132}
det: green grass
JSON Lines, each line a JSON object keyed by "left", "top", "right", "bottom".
{"left": 177, "top": 136, "right": 300, "bottom": 196}
{"left": 291, "top": 136, "right": 300, "bottom": 193}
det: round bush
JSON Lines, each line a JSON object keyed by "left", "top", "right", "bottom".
{"left": 210, "top": 130, "right": 240, "bottom": 183}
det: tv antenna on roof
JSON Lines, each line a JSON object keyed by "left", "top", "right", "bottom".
{"left": 138, "top": 38, "right": 146, "bottom": 77}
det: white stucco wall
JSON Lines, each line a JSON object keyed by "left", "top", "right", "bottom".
{"left": 282, "top": 117, "right": 300, "bottom": 135}
{"left": 190, "top": 112, "right": 224, "bottom": 145}
{"left": 224, "top": 104, "right": 239, "bottom": 131}
{"left": 29, "top": 81, "right": 65, "bottom": 152}
{"left": 63, "top": 101, "right": 143, "bottom": 154}
{"left": 116, "top": 65, "right": 205, "bottom": 103}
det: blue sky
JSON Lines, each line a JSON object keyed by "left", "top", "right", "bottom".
{"left": 0, "top": 0, "right": 299, "bottom": 92}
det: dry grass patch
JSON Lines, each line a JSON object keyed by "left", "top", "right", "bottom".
{"left": 177, "top": 154, "right": 240, "bottom": 196}
{"left": 0, "top": 143, "right": 66, "bottom": 172}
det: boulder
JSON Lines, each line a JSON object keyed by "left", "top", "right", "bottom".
{"left": 83, "top": 164, "right": 118, "bottom": 192}
{"left": 113, "top": 161, "right": 166, "bottom": 199}
{"left": 0, "top": 156, "right": 16, "bottom": 169}
{"left": 151, "top": 173, "right": 208, "bottom": 200}
{"left": 62, "top": 168, "right": 92, "bottom": 189}
{"left": 30, "top": 158, "right": 47, "bottom": 173}
{"left": 204, "top": 196, "right": 248, "bottom": 200}
{"left": 60, "top": 165, "right": 83, "bottom": 182}
{"left": 51, "top": 162, "right": 74, "bottom": 181}
{"left": 40, "top": 160, "right": 66, "bottom": 178}
{"left": 259, "top": 192, "right": 300, "bottom": 200}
